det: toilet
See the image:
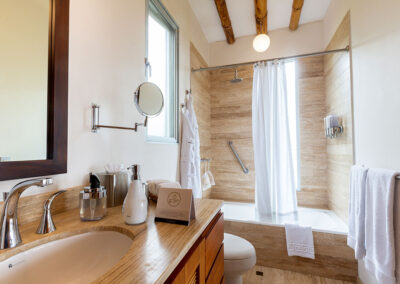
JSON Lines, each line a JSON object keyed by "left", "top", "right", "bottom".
{"left": 224, "top": 233, "right": 256, "bottom": 284}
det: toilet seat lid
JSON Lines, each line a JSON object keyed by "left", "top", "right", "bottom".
{"left": 224, "top": 233, "right": 256, "bottom": 260}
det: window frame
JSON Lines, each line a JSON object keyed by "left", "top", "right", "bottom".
{"left": 145, "top": 0, "right": 179, "bottom": 144}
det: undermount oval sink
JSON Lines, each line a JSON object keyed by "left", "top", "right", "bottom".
{"left": 0, "top": 231, "right": 133, "bottom": 284}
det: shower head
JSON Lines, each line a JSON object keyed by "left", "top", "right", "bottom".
{"left": 230, "top": 69, "right": 243, "bottom": 83}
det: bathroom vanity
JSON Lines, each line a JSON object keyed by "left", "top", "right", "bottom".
{"left": 0, "top": 198, "right": 223, "bottom": 284}
{"left": 167, "top": 207, "right": 224, "bottom": 284}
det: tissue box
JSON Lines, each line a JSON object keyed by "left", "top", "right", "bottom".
{"left": 96, "top": 172, "right": 129, "bottom": 207}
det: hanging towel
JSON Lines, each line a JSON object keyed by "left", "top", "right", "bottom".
{"left": 180, "top": 95, "right": 202, "bottom": 198}
{"left": 364, "top": 168, "right": 399, "bottom": 284}
{"left": 347, "top": 165, "right": 368, "bottom": 259}
{"left": 285, "top": 224, "right": 315, "bottom": 259}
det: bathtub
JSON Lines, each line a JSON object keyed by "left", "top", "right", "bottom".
{"left": 222, "top": 201, "right": 348, "bottom": 234}
{"left": 222, "top": 201, "right": 357, "bottom": 281}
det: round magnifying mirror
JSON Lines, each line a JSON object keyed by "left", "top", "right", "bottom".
{"left": 134, "top": 82, "right": 164, "bottom": 117}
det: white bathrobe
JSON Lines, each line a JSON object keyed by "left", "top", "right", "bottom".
{"left": 180, "top": 96, "right": 202, "bottom": 198}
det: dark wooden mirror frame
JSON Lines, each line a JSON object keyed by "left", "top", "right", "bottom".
{"left": 0, "top": 0, "right": 69, "bottom": 181}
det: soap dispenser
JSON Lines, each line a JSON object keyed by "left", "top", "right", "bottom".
{"left": 122, "top": 164, "right": 148, "bottom": 224}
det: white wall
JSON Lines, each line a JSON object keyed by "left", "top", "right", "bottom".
{"left": 210, "top": 21, "right": 324, "bottom": 66}
{"left": 324, "top": 0, "right": 400, "bottom": 283}
{"left": 0, "top": 0, "right": 209, "bottom": 196}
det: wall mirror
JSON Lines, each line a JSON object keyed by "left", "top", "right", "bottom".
{"left": 134, "top": 82, "right": 164, "bottom": 117}
{"left": 91, "top": 82, "right": 164, "bottom": 133}
{"left": 0, "top": 0, "right": 69, "bottom": 181}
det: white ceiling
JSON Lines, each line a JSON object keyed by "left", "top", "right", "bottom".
{"left": 188, "top": 0, "right": 332, "bottom": 43}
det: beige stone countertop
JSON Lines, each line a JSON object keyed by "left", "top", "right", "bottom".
{"left": 0, "top": 198, "right": 223, "bottom": 284}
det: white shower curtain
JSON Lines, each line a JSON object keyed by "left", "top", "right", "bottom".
{"left": 252, "top": 61, "right": 298, "bottom": 215}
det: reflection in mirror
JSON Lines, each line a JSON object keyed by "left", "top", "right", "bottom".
{"left": 134, "top": 82, "right": 164, "bottom": 117}
{"left": 0, "top": 0, "right": 50, "bottom": 162}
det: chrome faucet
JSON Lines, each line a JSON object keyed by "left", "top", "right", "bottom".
{"left": 0, "top": 178, "right": 53, "bottom": 250}
{"left": 36, "top": 190, "right": 65, "bottom": 235}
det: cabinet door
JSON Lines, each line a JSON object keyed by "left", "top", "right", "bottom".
{"left": 172, "top": 239, "right": 205, "bottom": 284}
{"left": 172, "top": 268, "right": 185, "bottom": 284}
{"left": 185, "top": 239, "right": 205, "bottom": 284}
{"left": 205, "top": 213, "right": 224, "bottom": 277}
{"left": 206, "top": 244, "right": 224, "bottom": 284}
{"left": 169, "top": 211, "right": 224, "bottom": 284}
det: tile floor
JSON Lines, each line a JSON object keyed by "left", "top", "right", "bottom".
{"left": 243, "top": 266, "right": 355, "bottom": 284}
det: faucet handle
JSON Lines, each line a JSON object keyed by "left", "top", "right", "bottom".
{"left": 36, "top": 190, "right": 66, "bottom": 235}
{"left": 44, "top": 190, "right": 65, "bottom": 210}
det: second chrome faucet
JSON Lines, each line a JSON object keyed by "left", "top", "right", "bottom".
{"left": 36, "top": 190, "right": 66, "bottom": 234}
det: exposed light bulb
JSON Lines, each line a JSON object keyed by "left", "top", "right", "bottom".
{"left": 253, "top": 33, "right": 270, "bottom": 53}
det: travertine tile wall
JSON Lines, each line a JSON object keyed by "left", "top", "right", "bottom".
{"left": 209, "top": 65, "right": 255, "bottom": 202}
{"left": 206, "top": 61, "right": 332, "bottom": 207}
{"left": 324, "top": 13, "right": 353, "bottom": 222}
{"left": 296, "top": 56, "right": 329, "bottom": 209}
{"left": 190, "top": 43, "right": 212, "bottom": 198}
{"left": 191, "top": 16, "right": 353, "bottom": 211}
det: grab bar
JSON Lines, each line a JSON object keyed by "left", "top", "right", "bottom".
{"left": 228, "top": 141, "right": 249, "bottom": 174}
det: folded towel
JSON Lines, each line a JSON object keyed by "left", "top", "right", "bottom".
{"left": 147, "top": 180, "right": 181, "bottom": 200}
{"left": 364, "top": 168, "right": 398, "bottom": 284}
{"left": 147, "top": 179, "right": 169, "bottom": 198}
{"left": 285, "top": 224, "right": 315, "bottom": 259}
{"left": 159, "top": 182, "right": 181, "bottom": 190}
{"left": 347, "top": 165, "right": 368, "bottom": 259}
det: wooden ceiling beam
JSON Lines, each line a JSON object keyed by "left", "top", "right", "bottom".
{"left": 254, "top": 0, "right": 268, "bottom": 34}
{"left": 289, "top": 0, "right": 304, "bottom": 31}
{"left": 214, "top": 0, "right": 235, "bottom": 44}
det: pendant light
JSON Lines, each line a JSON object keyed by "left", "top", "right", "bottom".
{"left": 253, "top": 33, "right": 270, "bottom": 52}
{"left": 253, "top": 0, "right": 269, "bottom": 52}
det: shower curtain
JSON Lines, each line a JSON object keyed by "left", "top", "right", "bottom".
{"left": 252, "top": 61, "right": 298, "bottom": 215}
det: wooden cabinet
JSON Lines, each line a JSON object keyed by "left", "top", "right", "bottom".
{"left": 206, "top": 244, "right": 224, "bottom": 284}
{"left": 167, "top": 212, "right": 224, "bottom": 284}
{"left": 171, "top": 240, "right": 204, "bottom": 284}
{"left": 204, "top": 212, "right": 224, "bottom": 277}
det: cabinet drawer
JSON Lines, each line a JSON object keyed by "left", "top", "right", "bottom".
{"left": 205, "top": 213, "right": 224, "bottom": 277}
{"left": 206, "top": 244, "right": 224, "bottom": 284}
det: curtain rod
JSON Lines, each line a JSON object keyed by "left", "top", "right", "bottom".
{"left": 191, "top": 45, "right": 350, "bottom": 73}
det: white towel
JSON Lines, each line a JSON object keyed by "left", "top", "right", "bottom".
{"left": 147, "top": 180, "right": 181, "bottom": 197}
{"left": 347, "top": 165, "right": 368, "bottom": 259}
{"left": 364, "top": 168, "right": 398, "bottom": 284}
{"left": 285, "top": 224, "right": 315, "bottom": 259}
{"left": 159, "top": 182, "right": 181, "bottom": 190}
